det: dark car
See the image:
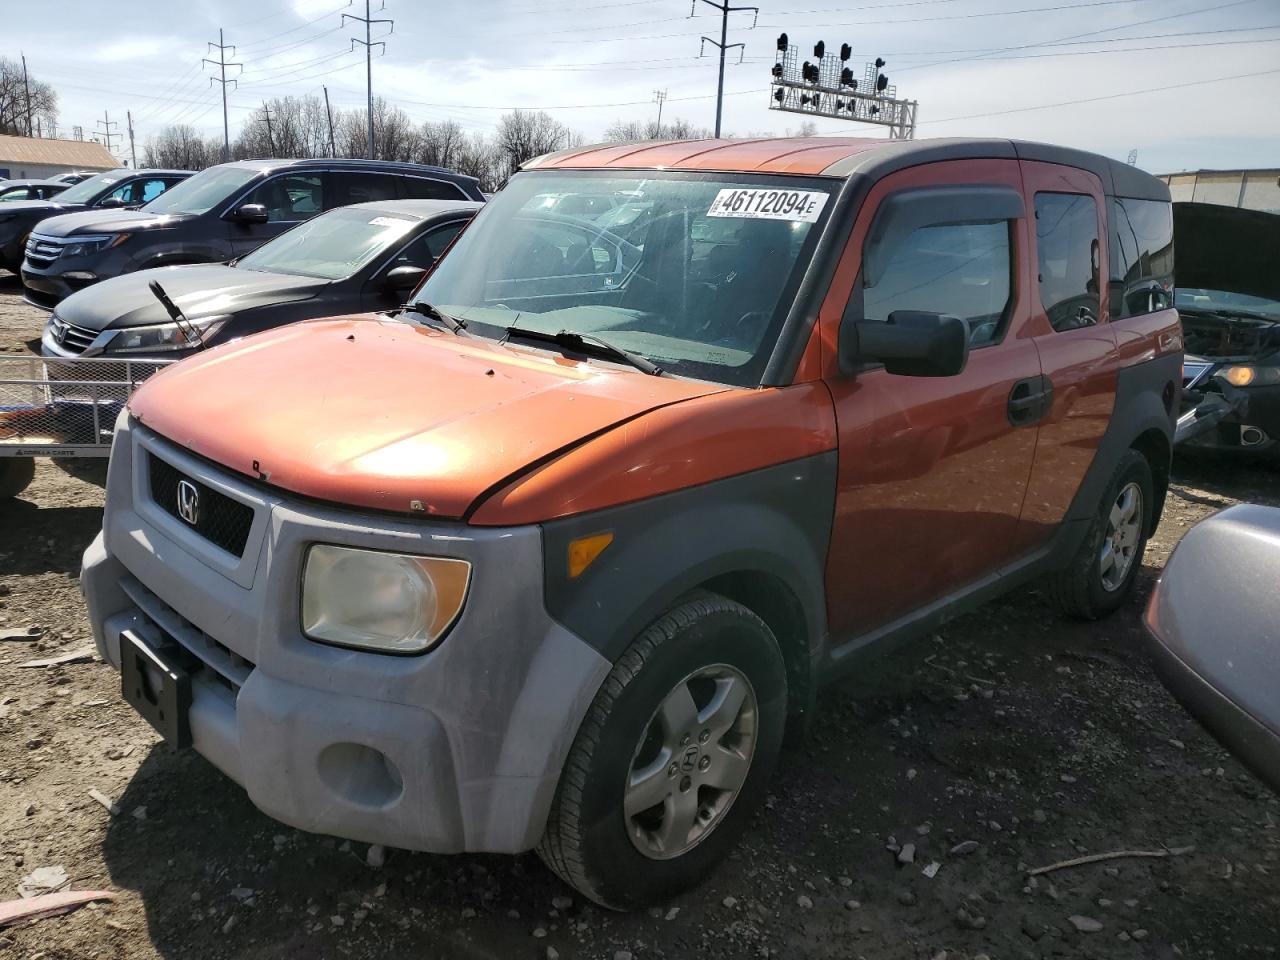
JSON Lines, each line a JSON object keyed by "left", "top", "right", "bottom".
{"left": 20, "top": 158, "right": 485, "bottom": 310}
{"left": 52, "top": 172, "right": 94, "bottom": 185}
{"left": 1173, "top": 202, "right": 1280, "bottom": 459}
{"left": 0, "top": 168, "right": 191, "bottom": 273}
{"left": 0, "top": 179, "right": 69, "bottom": 203}
{"left": 1146, "top": 504, "right": 1280, "bottom": 793}
{"left": 40, "top": 199, "right": 479, "bottom": 360}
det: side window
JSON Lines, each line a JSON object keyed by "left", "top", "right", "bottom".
{"left": 1109, "top": 197, "right": 1174, "bottom": 318}
{"left": 333, "top": 172, "right": 400, "bottom": 207}
{"left": 139, "top": 178, "right": 168, "bottom": 203}
{"left": 399, "top": 177, "right": 467, "bottom": 201}
{"left": 863, "top": 221, "right": 1013, "bottom": 347}
{"left": 1034, "top": 192, "right": 1101, "bottom": 332}
{"left": 106, "top": 180, "right": 140, "bottom": 204}
{"left": 389, "top": 222, "right": 466, "bottom": 270}
{"left": 244, "top": 174, "right": 324, "bottom": 222}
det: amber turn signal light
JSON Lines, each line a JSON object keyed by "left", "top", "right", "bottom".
{"left": 568, "top": 532, "right": 614, "bottom": 578}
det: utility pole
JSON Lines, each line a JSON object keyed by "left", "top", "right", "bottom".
{"left": 20, "top": 54, "right": 33, "bottom": 137}
{"left": 203, "top": 29, "right": 243, "bottom": 163}
{"left": 693, "top": 0, "right": 758, "bottom": 138}
{"left": 344, "top": 0, "right": 393, "bottom": 160}
{"left": 323, "top": 85, "right": 337, "bottom": 158}
{"left": 95, "top": 111, "right": 121, "bottom": 157}
{"left": 260, "top": 103, "right": 275, "bottom": 158}
{"left": 653, "top": 89, "right": 667, "bottom": 136}
{"left": 126, "top": 111, "right": 137, "bottom": 168}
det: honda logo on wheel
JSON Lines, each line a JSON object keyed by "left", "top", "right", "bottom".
{"left": 176, "top": 480, "right": 200, "bottom": 526}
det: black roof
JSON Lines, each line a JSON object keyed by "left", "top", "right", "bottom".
{"left": 0, "top": 178, "right": 67, "bottom": 188}
{"left": 224, "top": 157, "right": 479, "bottom": 185}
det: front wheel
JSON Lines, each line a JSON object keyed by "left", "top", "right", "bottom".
{"left": 538, "top": 592, "right": 787, "bottom": 910}
{"left": 1047, "top": 448, "right": 1154, "bottom": 619}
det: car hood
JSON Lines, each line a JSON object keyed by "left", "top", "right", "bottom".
{"left": 1175, "top": 202, "right": 1280, "bottom": 303}
{"left": 128, "top": 316, "right": 725, "bottom": 518}
{"left": 1180, "top": 311, "right": 1280, "bottom": 363}
{"left": 56, "top": 264, "right": 323, "bottom": 332}
{"left": 32, "top": 208, "right": 193, "bottom": 237}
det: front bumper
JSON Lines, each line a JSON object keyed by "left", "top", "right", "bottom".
{"left": 21, "top": 267, "right": 96, "bottom": 309}
{"left": 81, "top": 416, "right": 611, "bottom": 853}
{"left": 1175, "top": 377, "right": 1280, "bottom": 458}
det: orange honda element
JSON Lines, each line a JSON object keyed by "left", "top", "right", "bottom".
{"left": 81, "top": 137, "right": 1181, "bottom": 908}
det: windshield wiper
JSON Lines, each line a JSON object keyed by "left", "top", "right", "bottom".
{"left": 505, "top": 326, "right": 662, "bottom": 376}
{"left": 394, "top": 300, "right": 467, "bottom": 334}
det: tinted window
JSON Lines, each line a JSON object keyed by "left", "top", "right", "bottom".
{"left": 863, "top": 221, "right": 1013, "bottom": 347}
{"left": 400, "top": 177, "right": 466, "bottom": 201}
{"left": 106, "top": 178, "right": 167, "bottom": 205}
{"left": 237, "top": 205, "right": 418, "bottom": 280}
{"left": 244, "top": 174, "right": 324, "bottom": 222}
{"left": 0, "top": 185, "right": 32, "bottom": 201}
{"left": 1110, "top": 197, "right": 1174, "bottom": 318}
{"left": 1035, "top": 192, "right": 1101, "bottom": 332}
{"left": 332, "top": 172, "right": 400, "bottom": 207}
{"left": 385, "top": 221, "right": 467, "bottom": 271}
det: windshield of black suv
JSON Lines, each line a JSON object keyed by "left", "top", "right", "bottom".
{"left": 412, "top": 170, "right": 836, "bottom": 385}
{"left": 53, "top": 170, "right": 129, "bottom": 205}
{"left": 142, "top": 165, "right": 259, "bottom": 216}
{"left": 237, "top": 206, "right": 419, "bottom": 280}
{"left": 1176, "top": 288, "right": 1280, "bottom": 320}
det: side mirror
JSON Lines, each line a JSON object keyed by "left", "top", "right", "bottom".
{"left": 97, "top": 196, "right": 127, "bottom": 209}
{"left": 227, "top": 203, "right": 269, "bottom": 225}
{"left": 382, "top": 264, "right": 427, "bottom": 295}
{"left": 839, "top": 310, "right": 969, "bottom": 378}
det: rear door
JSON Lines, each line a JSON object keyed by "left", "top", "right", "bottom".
{"left": 1011, "top": 161, "right": 1120, "bottom": 553}
{"left": 821, "top": 159, "right": 1043, "bottom": 643}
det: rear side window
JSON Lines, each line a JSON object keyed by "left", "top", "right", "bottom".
{"left": 1109, "top": 197, "right": 1174, "bottom": 318}
{"left": 1034, "top": 192, "right": 1101, "bottom": 332}
{"left": 862, "top": 221, "right": 1013, "bottom": 347}
{"left": 332, "top": 172, "right": 401, "bottom": 206}
{"left": 400, "top": 177, "right": 467, "bottom": 200}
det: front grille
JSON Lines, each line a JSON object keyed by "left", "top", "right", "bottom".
{"left": 120, "top": 574, "right": 254, "bottom": 696}
{"left": 24, "top": 233, "right": 63, "bottom": 269}
{"left": 48, "top": 316, "right": 98, "bottom": 355}
{"left": 148, "top": 453, "right": 254, "bottom": 557}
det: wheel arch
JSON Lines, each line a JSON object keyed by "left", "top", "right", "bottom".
{"left": 1131, "top": 426, "right": 1171, "bottom": 535}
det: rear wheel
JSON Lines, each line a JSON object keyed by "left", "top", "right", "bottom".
{"left": 1047, "top": 448, "right": 1153, "bottom": 619}
{"left": 538, "top": 592, "right": 787, "bottom": 910}
{"left": 0, "top": 457, "right": 36, "bottom": 500}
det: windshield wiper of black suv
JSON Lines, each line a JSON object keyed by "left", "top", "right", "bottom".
{"left": 394, "top": 301, "right": 467, "bottom": 334}
{"left": 505, "top": 326, "right": 663, "bottom": 376}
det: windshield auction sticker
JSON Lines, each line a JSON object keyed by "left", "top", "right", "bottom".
{"left": 706, "top": 188, "right": 828, "bottom": 222}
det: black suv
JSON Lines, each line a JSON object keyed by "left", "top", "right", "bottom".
{"left": 20, "top": 158, "right": 486, "bottom": 309}
{"left": 0, "top": 168, "right": 191, "bottom": 273}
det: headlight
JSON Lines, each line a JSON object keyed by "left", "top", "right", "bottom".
{"left": 62, "top": 234, "right": 129, "bottom": 258}
{"left": 301, "top": 544, "right": 471, "bottom": 654}
{"left": 1220, "top": 365, "right": 1280, "bottom": 388}
{"left": 105, "top": 315, "right": 230, "bottom": 353}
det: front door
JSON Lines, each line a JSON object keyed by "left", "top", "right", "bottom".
{"left": 227, "top": 173, "right": 326, "bottom": 257}
{"left": 820, "top": 159, "right": 1042, "bottom": 644}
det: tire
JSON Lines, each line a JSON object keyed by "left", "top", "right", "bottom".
{"left": 1047, "top": 448, "right": 1154, "bottom": 620}
{"left": 537, "top": 591, "right": 787, "bottom": 910}
{"left": 0, "top": 458, "right": 36, "bottom": 500}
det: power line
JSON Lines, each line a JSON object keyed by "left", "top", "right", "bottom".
{"left": 693, "top": 0, "right": 758, "bottom": 138}
{"left": 204, "top": 29, "right": 244, "bottom": 161}
{"left": 260, "top": 102, "right": 275, "bottom": 157}
{"left": 344, "top": 0, "right": 394, "bottom": 159}
{"left": 95, "top": 111, "right": 121, "bottom": 154}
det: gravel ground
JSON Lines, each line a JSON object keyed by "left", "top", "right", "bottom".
{"left": 1, "top": 269, "right": 1278, "bottom": 960}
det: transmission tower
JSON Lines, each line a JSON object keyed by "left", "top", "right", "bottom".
{"left": 693, "top": 0, "right": 758, "bottom": 138}
{"left": 344, "top": 0, "right": 394, "bottom": 160}
{"left": 204, "top": 29, "right": 243, "bottom": 162}
{"left": 95, "top": 112, "right": 121, "bottom": 156}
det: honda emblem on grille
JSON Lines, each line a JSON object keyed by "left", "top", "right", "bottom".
{"left": 176, "top": 480, "right": 200, "bottom": 526}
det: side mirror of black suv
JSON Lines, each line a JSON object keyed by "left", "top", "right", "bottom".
{"left": 382, "top": 265, "right": 427, "bottom": 296}
{"left": 97, "top": 197, "right": 127, "bottom": 209}
{"left": 839, "top": 310, "right": 969, "bottom": 378}
{"left": 227, "top": 203, "right": 269, "bottom": 225}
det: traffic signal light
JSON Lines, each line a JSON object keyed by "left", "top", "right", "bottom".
{"left": 875, "top": 57, "right": 886, "bottom": 69}
{"left": 876, "top": 73, "right": 889, "bottom": 92}
{"left": 774, "top": 88, "right": 785, "bottom": 103}
{"left": 814, "top": 41, "right": 825, "bottom": 58}
{"left": 776, "top": 33, "right": 788, "bottom": 51}
{"left": 840, "top": 66, "right": 853, "bottom": 86}
{"left": 772, "top": 63, "right": 783, "bottom": 78}
{"left": 800, "top": 94, "right": 811, "bottom": 106}
{"left": 840, "top": 43, "right": 851, "bottom": 61}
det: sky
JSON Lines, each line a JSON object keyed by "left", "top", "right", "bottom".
{"left": 8, "top": 0, "right": 1280, "bottom": 175}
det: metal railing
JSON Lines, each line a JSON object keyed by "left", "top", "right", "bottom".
{"left": 0, "top": 355, "right": 174, "bottom": 457}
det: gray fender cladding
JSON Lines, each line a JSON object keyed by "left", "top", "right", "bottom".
{"left": 540, "top": 451, "right": 837, "bottom": 672}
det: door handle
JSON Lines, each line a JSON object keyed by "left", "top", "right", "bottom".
{"left": 1008, "top": 376, "right": 1053, "bottom": 426}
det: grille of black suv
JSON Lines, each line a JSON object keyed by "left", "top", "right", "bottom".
{"left": 148, "top": 453, "right": 254, "bottom": 557}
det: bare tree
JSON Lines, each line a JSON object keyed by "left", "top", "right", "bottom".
{"left": 142, "top": 125, "right": 221, "bottom": 170}
{"left": 493, "top": 110, "right": 577, "bottom": 183}
{"left": 0, "top": 57, "right": 58, "bottom": 137}
{"left": 603, "top": 116, "right": 713, "bottom": 142}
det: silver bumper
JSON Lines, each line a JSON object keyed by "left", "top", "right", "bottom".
{"left": 81, "top": 416, "right": 610, "bottom": 853}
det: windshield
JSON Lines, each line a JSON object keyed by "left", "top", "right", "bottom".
{"left": 414, "top": 171, "right": 835, "bottom": 385}
{"left": 1176, "top": 287, "right": 1280, "bottom": 320}
{"left": 142, "top": 165, "right": 258, "bottom": 216}
{"left": 238, "top": 206, "right": 419, "bottom": 280}
{"left": 54, "top": 170, "right": 128, "bottom": 205}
